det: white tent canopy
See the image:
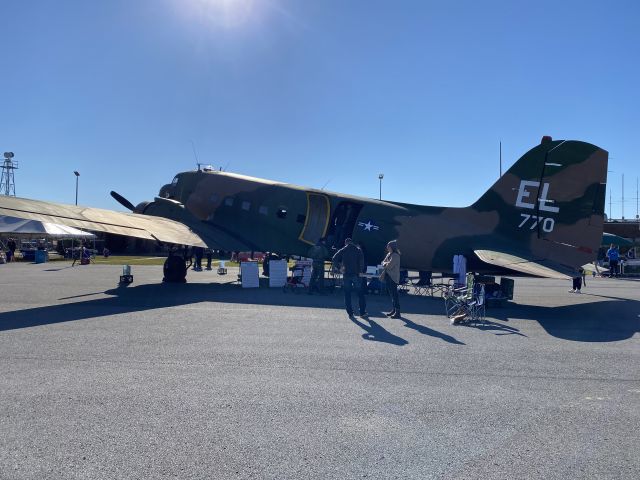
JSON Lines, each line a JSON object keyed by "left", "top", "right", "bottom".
{"left": 0, "top": 216, "right": 95, "bottom": 238}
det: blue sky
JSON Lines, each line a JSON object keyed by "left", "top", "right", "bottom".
{"left": 1, "top": 0, "right": 639, "bottom": 219}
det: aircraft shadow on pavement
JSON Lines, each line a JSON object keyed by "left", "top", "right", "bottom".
{"left": 488, "top": 297, "right": 640, "bottom": 342}
{"left": 0, "top": 283, "right": 637, "bottom": 342}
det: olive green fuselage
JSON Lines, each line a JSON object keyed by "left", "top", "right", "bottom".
{"left": 156, "top": 140, "right": 607, "bottom": 276}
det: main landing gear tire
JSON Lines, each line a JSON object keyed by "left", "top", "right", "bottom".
{"left": 163, "top": 254, "right": 188, "bottom": 283}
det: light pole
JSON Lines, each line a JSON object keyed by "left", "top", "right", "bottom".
{"left": 73, "top": 171, "right": 80, "bottom": 265}
{"left": 378, "top": 173, "right": 384, "bottom": 200}
{"left": 607, "top": 170, "right": 614, "bottom": 219}
{"left": 74, "top": 171, "right": 80, "bottom": 205}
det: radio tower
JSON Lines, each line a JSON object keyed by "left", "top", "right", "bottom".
{"left": 1, "top": 152, "right": 18, "bottom": 196}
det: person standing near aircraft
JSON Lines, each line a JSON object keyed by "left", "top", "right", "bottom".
{"left": 307, "top": 238, "right": 328, "bottom": 294}
{"left": 72, "top": 244, "right": 86, "bottom": 267}
{"left": 569, "top": 267, "right": 585, "bottom": 293}
{"left": 332, "top": 238, "right": 367, "bottom": 318}
{"left": 381, "top": 240, "right": 401, "bottom": 318}
{"left": 193, "top": 246, "right": 204, "bottom": 271}
{"left": 7, "top": 238, "right": 16, "bottom": 262}
{"left": 205, "top": 248, "right": 213, "bottom": 270}
{"left": 607, "top": 244, "right": 620, "bottom": 277}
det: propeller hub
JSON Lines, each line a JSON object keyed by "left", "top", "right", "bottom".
{"left": 135, "top": 201, "right": 151, "bottom": 214}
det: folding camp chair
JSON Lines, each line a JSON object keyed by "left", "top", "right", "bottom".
{"left": 444, "top": 273, "right": 486, "bottom": 325}
{"left": 412, "top": 271, "right": 433, "bottom": 296}
{"left": 467, "top": 283, "right": 486, "bottom": 325}
{"left": 444, "top": 275, "right": 474, "bottom": 321}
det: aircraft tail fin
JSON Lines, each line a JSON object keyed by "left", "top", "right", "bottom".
{"left": 471, "top": 138, "right": 608, "bottom": 274}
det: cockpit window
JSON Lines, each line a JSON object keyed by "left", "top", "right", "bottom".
{"left": 171, "top": 176, "right": 179, "bottom": 186}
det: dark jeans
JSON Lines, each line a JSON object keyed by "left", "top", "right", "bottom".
{"left": 609, "top": 260, "right": 619, "bottom": 276}
{"left": 343, "top": 274, "right": 366, "bottom": 315}
{"left": 572, "top": 276, "right": 582, "bottom": 291}
{"left": 386, "top": 277, "right": 400, "bottom": 312}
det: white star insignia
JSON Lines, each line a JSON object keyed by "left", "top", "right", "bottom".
{"left": 358, "top": 220, "right": 379, "bottom": 232}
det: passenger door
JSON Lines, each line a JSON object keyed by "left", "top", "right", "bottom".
{"left": 298, "top": 192, "right": 331, "bottom": 245}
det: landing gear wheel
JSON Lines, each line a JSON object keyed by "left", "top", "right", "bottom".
{"left": 163, "top": 254, "right": 188, "bottom": 283}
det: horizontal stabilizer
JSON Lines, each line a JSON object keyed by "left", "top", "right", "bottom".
{"left": 474, "top": 249, "right": 573, "bottom": 279}
{"left": 0, "top": 196, "right": 206, "bottom": 248}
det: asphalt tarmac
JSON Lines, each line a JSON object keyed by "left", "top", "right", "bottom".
{"left": 1, "top": 262, "right": 639, "bottom": 479}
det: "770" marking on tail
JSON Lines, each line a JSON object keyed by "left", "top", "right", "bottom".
{"left": 518, "top": 214, "right": 555, "bottom": 232}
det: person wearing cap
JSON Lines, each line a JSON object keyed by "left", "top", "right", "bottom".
{"left": 332, "top": 238, "right": 367, "bottom": 318}
{"left": 381, "top": 240, "right": 401, "bottom": 318}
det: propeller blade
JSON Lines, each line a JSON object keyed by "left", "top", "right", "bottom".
{"left": 110, "top": 191, "right": 136, "bottom": 211}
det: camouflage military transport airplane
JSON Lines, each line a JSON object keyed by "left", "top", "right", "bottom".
{"left": 0, "top": 138, "right": 607, "bottom": 281}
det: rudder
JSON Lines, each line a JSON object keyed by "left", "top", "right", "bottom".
{"left": 472, "top": 138, "right": 608, "bottom": 272}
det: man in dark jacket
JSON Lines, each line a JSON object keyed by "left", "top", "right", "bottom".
{"left": 332, "top": 238, "right": 367, "bottom": 318}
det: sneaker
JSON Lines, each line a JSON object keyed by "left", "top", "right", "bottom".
{"left": 360, "top": 312, "right": 369, "bottom": 318}
{"left": 575, "top": 290, "right": 581, "bottom": 294}
{"left": 384, "top": 311, "right": 396, "bottom": 317}
{"left": 568, "top": 289, "right": 576, "bottom": 293}
{"left": 390, "top": 312, "right": 401, "bottom": 319}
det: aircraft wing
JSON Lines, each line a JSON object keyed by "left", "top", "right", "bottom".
{"left": 0, "top": 196, "right": 206, "bottom": 247}
{"left": 474, "top": 249, "right": 573, "bottom": 279}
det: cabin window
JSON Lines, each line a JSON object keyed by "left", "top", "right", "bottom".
{"left": 277, "top": 208, "right": 287, "bottom": 219}
{"left": 259, "top": 205, "right": 269, "bottom": 215}
{"left": 241, "top": 201, "right": 251, "bottom": 211}
{"left": 224, "top": 197, "right": 234, "bottom": 207}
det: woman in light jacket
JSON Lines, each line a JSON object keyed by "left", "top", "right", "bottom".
{"left": 381, "top": 240, "right": 401, "bottom": 318}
